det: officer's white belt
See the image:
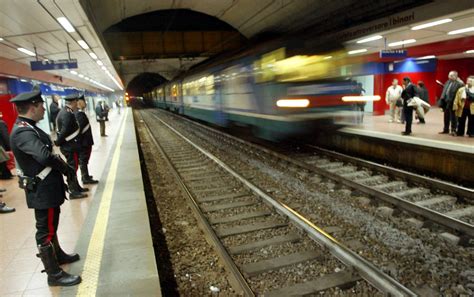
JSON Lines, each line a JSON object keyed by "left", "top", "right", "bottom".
{"left": 65, "top": 128, "right": 80, "bottom": 141}
{"left": 81, "top": 123, "right": 90, "bottom": 134}
{"left": 37, "top": 167, "right": 52, "bottom": 180}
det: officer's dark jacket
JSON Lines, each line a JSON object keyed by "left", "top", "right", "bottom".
{"left": 75, "top": 109, "right": 94, "bottom": 147}
{"left": 49, "top": 101, "right": 60, "bottom": 124}
{"left": 10, "top": 117, "right": 67, "bottom": 209}
{"left": 401, "top": 83, "right": 418, "bottom": 107}
{"left": 56, "top": 106, "right": 81, "bottom": 151}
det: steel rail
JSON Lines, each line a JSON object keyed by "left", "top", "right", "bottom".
{"left": 138, "top": 111, "right": 255, "bottom": 296}
{"left": 150, "top": 111, "right": 417, "bottom": 297}
{"left": 155, "top": 110, "right": 474, "bottom": 238}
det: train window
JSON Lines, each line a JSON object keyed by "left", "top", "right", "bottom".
{"left": 205, "top": 75, "right": 214, "bottom": 95}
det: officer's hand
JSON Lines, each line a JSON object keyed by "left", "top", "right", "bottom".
{"left": 53, "top": 140, "right": 59, "bottom": 146}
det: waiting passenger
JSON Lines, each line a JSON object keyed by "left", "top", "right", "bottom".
{"left": 49, "top": 94, "right": 60, "bottom": 132}
{"left": 385, "top": 79, "right": 403, "bottom": 123}
{"left": 401, "top": 77, "right": 417, "bottom": 135}
{"left": 439, "top": 71, "right": 463, "bottom": 135}
{"left": 453, "top": 75, "right": 474, "bottom": 137}
{"left": 95, "top": 100, "right": 109, "bottom": 137}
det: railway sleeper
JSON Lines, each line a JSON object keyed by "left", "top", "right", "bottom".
{"left": 209, "top": 210, "right": 272, "bottom": 225}
{"left": 354, "top": 175, "right": 386, "bottom": 184}
{"left": 317, "top": 161, "right": 345, "bottom": 170}
{"left": 241, "top": 250, "right": 324, "bottom": 277}
{"left": 415, "top": 195, "right": 457, "bottom": 208}
{"left": 373, "top": 181, "right": 406, "bottom": 191}
{"left": 216, "top": 221, "right": 288, "bottom": 238}
{"left": 196, "top": 192, "right": 251, "bottom": 203}
{"left": 192, "top": 186, "right": 234, "bottom": 195}
{"left": 393, "top": 187, "right": 431, "bottom": 198}
{"left": 264, "top": 270, "right": 361, "bottom": 297}
{"left": 340, "top": 170, "right": 367, "bottom": 179}
{"left": 228, "top": 234, "right": 301, "bottom": 255}
{"left": 200, "top": 200, "right": 257, "bottom": 212}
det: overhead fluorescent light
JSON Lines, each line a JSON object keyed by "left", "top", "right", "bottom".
{"left": 57, "top": 17, "right": 75, "bottom": 33}
{"left": 411, "top": 18, "right": 452, "bottom": 30}
{"left": 101, "top": 66, "right": 107, "bottom": 71}
{"left": 89, "top": 52, "right": 98, "bottom": 59}
{"left": 84, "top": 77, "right": 90, "bottom": 81}
{"left": 465, "top": 50, "right": 474, "bottom": 54}
{"left": 356, "top": 35, "right": 383, "bottom": 44}
{"left": 70, "top": 70, "right": 78, "bottom": 75}
{"left": 348, "top": 49, "right": 367, "bottom": 55}
{"left": 388, "top": 39, "right": 416, "bottom": 47}
{"left": 77, "top": 40, "right": 89, "bottom": 49}
{"left": 323, "top": 56, "right": 333, "bottom": 60}
{"left": 96, "top": 60, "right": 104, "bottom": 66}
{"left": 17, "top": 47, "right": 36, "bottom": 56}
{"left": 416, "top": 55, "right": 436, "bottom": 60}
{"left": 448, "top": 27, "right": 474, "bottom": 35}
{"left": 78, "top": 74, "right": 84, "bottom": 78}
{"left": 0, "top": 37, "right": 3, "bottom": 41}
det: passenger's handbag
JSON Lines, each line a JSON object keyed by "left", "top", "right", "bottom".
{"left": 396, "top": 98, "right": 403, "bottom": 107}
{"left": 0, "top": 147, "right": 10, "bottom": 163}
{"left": 437, "top": 97, "right": 446, "bottom": 110}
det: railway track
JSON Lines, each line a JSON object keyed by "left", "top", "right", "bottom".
{"left": 137, "top": 110, "right": 416, "bottom": 296}
{"left": 152, "top": 109, "right": 474, "bottom": 244}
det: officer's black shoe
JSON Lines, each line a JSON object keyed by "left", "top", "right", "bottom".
{"left": 37, "top": 243, "right": 81, "bottom": 287}
{"left": 52, "top": 237, "right": 80, "bottom": 265}
{"left": 69, "top": 191, "right": 87, "bottom": 199}
{"left": 0, "top": 202, "right": 15, "bottom": 214}
{"left": 82, "top": 176, "right": 99, "bottom": 184}
{"left": 78, "top": 186, "right": 89, "bottom": 192}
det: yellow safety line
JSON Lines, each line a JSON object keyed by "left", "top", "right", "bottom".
{"left": 76, "top": 108, "right": 129, "bottom": 296}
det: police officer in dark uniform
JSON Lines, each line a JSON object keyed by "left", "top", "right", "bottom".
{"left": 55, "top": 94, "right": 88, "bottom": 198}
{"left": 9, "top": 89, "right": 81, "bottom": 286}
{"left": 75, "top": 94, "right": 98, "bottom": 184}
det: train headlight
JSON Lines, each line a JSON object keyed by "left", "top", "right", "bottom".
{"left": 341, "top": 95, "right": 381, "bottom": 102}
{"left": 276, "top": 99, "right": 310, "bottom": 108}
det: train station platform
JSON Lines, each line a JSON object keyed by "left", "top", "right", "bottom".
{"left": 313, "top": 107, "right": 474, "bottom": 186}
{"left": 0, "top": 108, "right": 161, "bottom": 296}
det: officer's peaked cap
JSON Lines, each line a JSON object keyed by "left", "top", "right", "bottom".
{"left": 10, "top": 90, "right": 44, "bottom": 104}
{"left": 64, "top": 93, "right": 81, "bottom": 101}
{"left": 77, "top": 93, "right": 86, "bottom": 101}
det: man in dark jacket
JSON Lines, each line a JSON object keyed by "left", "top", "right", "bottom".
{"left": 55, "top": 94, "right": 88, "bottom": 198}
{"left": 49, "top": 94, "right": 60, "bottom": 132}
{"left": 75, "top": 95, "right": 98, "bottom": 184}
{"left": 439, "top": 71, "right": 463, "bottom": 135}
{"left": 9, "top": 89, "right": 81, "bottom": 286}
{"left": 95, "top": 100, "right": 109, "bottom": 136}
{"left": 401, "top": 77, "right": 418, "bottom": 135}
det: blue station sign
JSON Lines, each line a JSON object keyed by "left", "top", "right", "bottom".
{"left": 379, "top": 49, "right": 408, "bottom": 58}
{"left": 30, "top": 59, "right": 78, "bottom": 71}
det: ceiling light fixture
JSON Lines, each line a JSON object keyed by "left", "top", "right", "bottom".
{"left": 323, "top": 56, "right": 333, "bottom": 60}
{"left": 78, "top": 74, "right": 84, "bottom": 78}
{"left": 89, "top": 52, "right": 98, "bottom": 59}
{"left": 101, "top": 66, "right": 107, "bottom": 71}
{"left": 448, "top": 27, "right": 474, "bottom": 35}
{"left": 356, "top": 35, "right": 383, "bottom": 43}
{"left": 388, "top": 39, "right": 416, "bottom": 47}
{"left": 0, "top": 37, "right": 4, "bottom": 41}
{"left": 17, "top": 47, "right": 36, "bottom": 56}
{"left": 96, "top": 60, "right": 104, "bottom": 66}
{"left": 411, "top": 18, "right": 452, "bottom": 30}
{"left": 70, "top": 70, "right": 78, "bottom": 75}
{"left": 57, "top": 17, "right": 75, "bottom": 33}
{"left": 348, "top": 49, "right": 367, "bottom": 55}
{"left": 465, "top": 50, "right": 474, "bottom": 54}
{"left": 77, "top": 40, "right": 89, "bottom": 49}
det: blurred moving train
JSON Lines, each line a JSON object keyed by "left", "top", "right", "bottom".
{"left": 144, "top": 47, "right": 373, "bottom": 140}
